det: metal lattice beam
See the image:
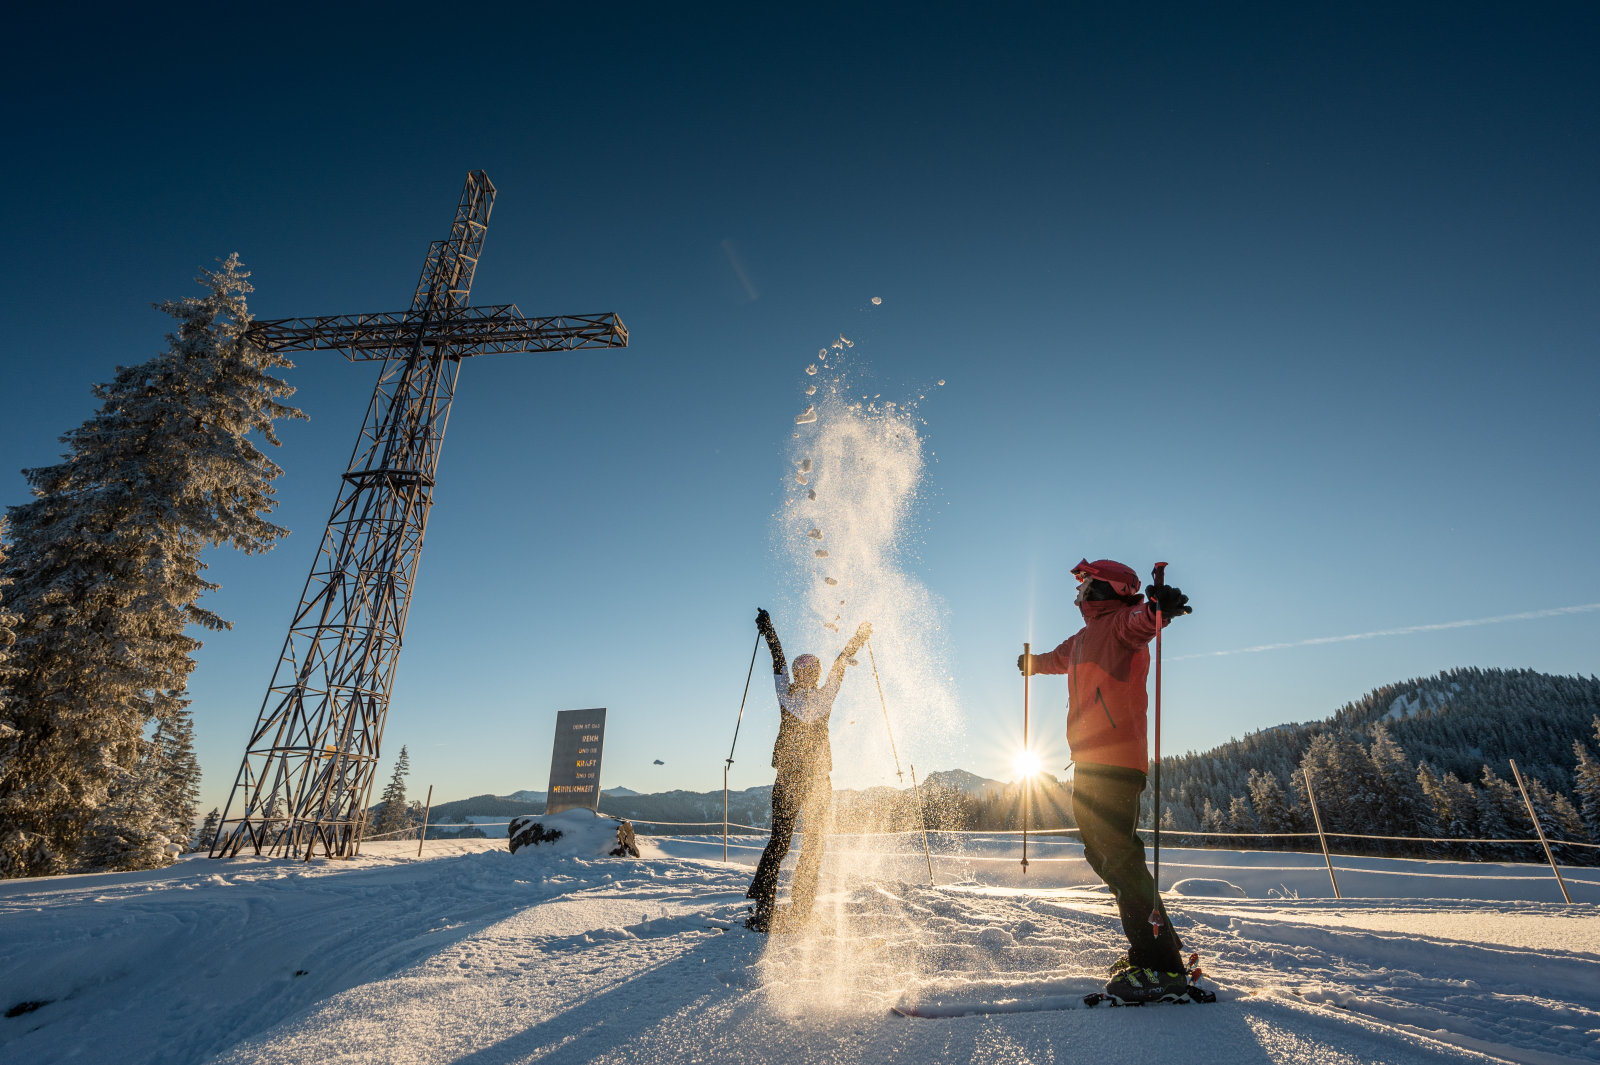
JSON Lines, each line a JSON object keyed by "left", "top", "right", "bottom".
{"left": 249, "top": 307, "right": 628, "bottom": 360}
{"left": 212, "top": 171, "right": 627, "bottom": 861}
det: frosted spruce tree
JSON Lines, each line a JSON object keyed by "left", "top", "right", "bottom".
{"left": 0, "top": 256, "right": 303, "bottom": 878}
{"left": 195, "top": 807, "right": 221, "bottom": 853}
{"left": 371, "top": 745, "right": 414, "bottom": 839}
{"left": 1574, "top": 734, "right": 1600, "bottom": 840}
{"left": 0, "top": 520, "right": 16, "bottom": 740}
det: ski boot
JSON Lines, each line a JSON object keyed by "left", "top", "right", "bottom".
{"left": 1101, "top": 965, "right": 1193, "bottom": 1004}
{"left": 1087, "top": 953, "right": 1216, "bottom": 1006}
{"left": 745, "top": 900, "right": 775, "bottom": 933}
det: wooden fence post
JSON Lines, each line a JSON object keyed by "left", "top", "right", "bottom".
{"left": 417, "top": 784, "right": 433, "bottom": 858}
{"left": 1508, "top": 759, "right": 1572, "bottom": 904}
{"left": 1302, "top": 769, "right": 1341, "bottom": 899}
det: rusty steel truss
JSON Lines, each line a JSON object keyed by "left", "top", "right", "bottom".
{"left": 212, "top": 171, "right": 627, "bottom": 861}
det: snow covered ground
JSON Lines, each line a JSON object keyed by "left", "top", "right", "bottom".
{"left": 3, "top": 817, "right": 1597, "bottom": 1065}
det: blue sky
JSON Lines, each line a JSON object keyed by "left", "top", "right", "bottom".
{"left": 3, "top": 3, "right": 1597, "bottom": 816}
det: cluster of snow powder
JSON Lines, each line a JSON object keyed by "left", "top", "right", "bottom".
{"left": 764, "top": 328, "right": 969, "bottom": 1017}
{"left": 775, "top": 333, "right": 958, "bottom": 782}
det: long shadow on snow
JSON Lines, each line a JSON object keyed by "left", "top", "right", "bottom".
{"left": 442, "top": 924, "right": 771, "bottom": 1065}
{"left": 0, "top": 848, "right": 585, "bottom": 1065}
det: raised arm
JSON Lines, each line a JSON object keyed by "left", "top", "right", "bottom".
{"left": 756, "top": 608, "right": 787, "bottom": 676}
{"left": 823, "top": 621, "right": 873, "bottom": 694}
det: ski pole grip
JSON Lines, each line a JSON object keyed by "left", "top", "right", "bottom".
{"left": 1152, "top": 562, "right": 1168, "bottom": 590}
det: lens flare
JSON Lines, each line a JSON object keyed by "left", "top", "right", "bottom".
{"left": 1013, "top": 749, "right": 1041, "bottom": 778}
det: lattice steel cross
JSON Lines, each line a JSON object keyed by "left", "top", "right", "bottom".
{"left": 213, "top": 171, "right": 627, "bottom": 861}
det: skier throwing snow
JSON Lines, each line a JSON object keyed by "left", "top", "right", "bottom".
{"left": 746, "top": 608, "right": 872, "bottom": 933}
{"left": 1019, "top": 559, "right": 1197, "bottom": 1003}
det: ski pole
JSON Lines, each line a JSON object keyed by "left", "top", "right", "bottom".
{"left": 1150, "top": 562, "right": 1167, "bottom": 888}
{"left": 909, "top": 763, "right": 935, "bottom": 887}
{"left": 866, "top": 639, "right": 903, "bottom": 783}
{"left": 724, "top": 631, "right": 761, "bottom": 861}
{"left": 867, "top": 638, "right": 934, "bottom": 886}
{"left": 1022, "top": 640, "right": 1030, "bottom": 874}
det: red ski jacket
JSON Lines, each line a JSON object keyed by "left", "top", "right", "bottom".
{"left": 1030, "top": 597, "right": 1167, "bottom": 773}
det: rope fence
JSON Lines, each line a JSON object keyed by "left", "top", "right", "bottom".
{"left": 361, "top": 762, "right": 1598, "bottom": 901}
{"left": 396, "top": 817, "right": 1599, "bottom": 852}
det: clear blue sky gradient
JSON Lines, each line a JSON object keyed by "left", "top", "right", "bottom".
{"left": 3, "top": 4, "right": 1597, "bottom": 815}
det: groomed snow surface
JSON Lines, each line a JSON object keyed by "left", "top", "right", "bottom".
{"left": 3, "top": 813, "right": 1598, "bottom": 1065}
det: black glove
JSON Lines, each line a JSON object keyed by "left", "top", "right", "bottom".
{"left": 755, "top": 608, "right": 773, "bottom": 633}
{"left": 1147, "top": 584, "right": 1191, "bottom": 618}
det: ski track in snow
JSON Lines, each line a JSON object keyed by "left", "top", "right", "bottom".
{"left": 1, "top": 839, "right": 1596, "bottom": 1065}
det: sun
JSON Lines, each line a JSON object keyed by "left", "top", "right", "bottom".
{"left": 1012, "top": 748, "right": 1042, "bottom": 779}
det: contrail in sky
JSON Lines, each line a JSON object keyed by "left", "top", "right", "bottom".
{"left": 1172, "top": 603, "right": 1600, "bottom": 660}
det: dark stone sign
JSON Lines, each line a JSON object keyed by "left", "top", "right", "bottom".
{"left": 545, "top": 707, "right": 607, "bottom": 814}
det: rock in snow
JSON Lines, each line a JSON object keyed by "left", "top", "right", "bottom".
{"left": 508, "top": 808, "right": 638, "bottom": 858}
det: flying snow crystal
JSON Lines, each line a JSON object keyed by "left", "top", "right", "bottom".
{"left": 806, "top": 364, "right": 819, "bottom": 376}
{"left": 937, "top": 379, "right": 945, "bottom": 386}
{"left": 871, "top": 296, "right": 882, "bottom": 305}
{"left": 798, "top": 459, "right": 812, "bottom": 473}
{"left": 795, "top": 470, "right": 809, "bottom": 485}
{"left": 773, "top": 333, "right": 962, "bottom": 826}
{"left": 806, "top": 384, "right": 817, "bottom": 396}
{"left": 795, "top": 406, "right": 817, "bottom": 424}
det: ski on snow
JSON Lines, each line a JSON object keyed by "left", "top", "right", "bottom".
{"left": 892, "top": 985, "right": 1217, "bottom": 1019}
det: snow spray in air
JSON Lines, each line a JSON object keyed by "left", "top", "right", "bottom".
{"left": 759, "top": 331, "right": 960, "bottom": 1014}
{"left": 775, "top": 335, "right": 960, "bottom": 785}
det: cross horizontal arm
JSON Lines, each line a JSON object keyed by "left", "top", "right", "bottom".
{"left": 247, "top": 305, "right": 628, "bottom": 360}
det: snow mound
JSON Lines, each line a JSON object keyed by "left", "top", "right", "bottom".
{"left": 1170, "top": 877, "right": 1248, "bottom": 898}
{"left": 507, "top": 808, "right": 633, "bottom": 858}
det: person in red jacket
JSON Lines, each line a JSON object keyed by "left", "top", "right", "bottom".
{"left": 1019, "top": 558, "right": 1195, "bottom": 1003}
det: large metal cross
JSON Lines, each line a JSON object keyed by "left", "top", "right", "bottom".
{"left": 212, "top": 171, "right": 627, "bottom": 861}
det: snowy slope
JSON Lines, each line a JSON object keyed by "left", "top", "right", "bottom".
{"left": 2, "top": 831, "right": 1596, "bottom": 1065}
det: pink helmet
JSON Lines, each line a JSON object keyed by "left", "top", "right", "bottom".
{"left": 1072, "top": 558, "right": 1141, "bottom": 597}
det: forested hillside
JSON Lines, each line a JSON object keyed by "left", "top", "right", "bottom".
{"left": 1157, "top": 668, "right": 1600, "bottom": 860}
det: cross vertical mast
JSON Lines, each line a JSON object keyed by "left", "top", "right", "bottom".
{"left": 213, "top": 173, "right": 626, "bottom": 859}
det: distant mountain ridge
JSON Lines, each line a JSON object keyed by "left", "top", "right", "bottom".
{"left": 922, "top": 769, "right": 1005, "bottom": 797}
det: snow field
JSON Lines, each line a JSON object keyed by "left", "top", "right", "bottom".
{"left": 3, "top": 835, "right": 1597, "bottom": 1065}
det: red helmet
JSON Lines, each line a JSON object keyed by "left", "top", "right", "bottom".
{"left": 1072, "top": 559, "right": 1141, "bottom": 598}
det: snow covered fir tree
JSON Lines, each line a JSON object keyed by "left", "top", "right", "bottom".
{"left": 0, "top": 520, "right": 16, "bottom": 738}
{"left": 370, "top": 746, "right": 418, "bottom": 840}
{"left": 0, "top": 256, "right": 304, "bottom": 878}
